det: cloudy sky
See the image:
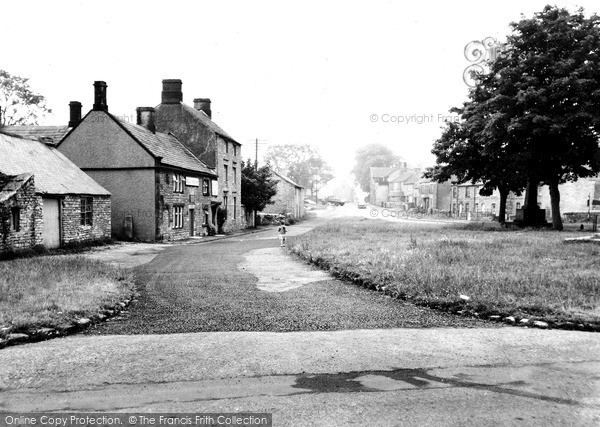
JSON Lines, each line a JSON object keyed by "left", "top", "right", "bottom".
{"left": 3, "top": 0, "right": 599, "bottom": 180}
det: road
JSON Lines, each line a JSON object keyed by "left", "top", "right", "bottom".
{"left": 1, "top": 206, "right": 599, "bottom": 426}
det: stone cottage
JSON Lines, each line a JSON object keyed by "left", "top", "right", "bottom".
{"left": 58, "top": 81, "right": 217, "bottom": 242}
{"left": 261, "top": 170, "right": 305, "bottom": 219}
{"left": 0, "top": 131, "right": 111, "bottom": 252}
{"left": 386, "top": 169, "right": 422, "bottom": 208}
{"left": 413, "top": 177, "right": 452, "bottom": 213}
{"left": 154, "top": 79, "right": 244, "bottom": 232}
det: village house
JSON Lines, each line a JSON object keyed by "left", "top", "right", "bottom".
{"left": 413, "top": 177, "right": 452, "bottom": 213}
{"left": 387, "top": 169, "right": 422, "bottom": 208}
{"left": 369, "top": 167, "right": 394, "bottom": 206}
{"left": 154, "top": 80, "right": 244, "bottom": 232}
{"left": 261, "top": 170, "right": 305, "bottom": 219}
{"left": 450, "top": 182, "right": 525, "bottom": 220}
{"left": 537, "top": 177, "right": 600, "bottom": 221}
{"left": 0, "top": 131, "right": 111, "bottom": 252}
{"left": 57, "top": 81, "right": 217, "bottom": 242}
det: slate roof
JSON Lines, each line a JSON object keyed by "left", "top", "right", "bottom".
{"left": 0, "top": 172, "right": 33, "bottom": 203}
{"left": 1, "top": 125, "right": 71, "bottom": 146}
{"left": 388, "top": 170, "right": 422, "bottom": 184}
{"left": 180, "top": 103, "right": 239, "bottom": 144}
{"left": 272, "top": 170, "right": 303, "bottom": 189}
{"left": 0, "top": 132, "right": 110, "bottom": 196}
{"left": 105, "top": 115, "right": 214, "bottom": 176}
{"left": 370, "top": 167, "right": 394, "bottom": 178}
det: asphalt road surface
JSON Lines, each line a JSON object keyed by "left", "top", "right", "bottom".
{"left": 1, "top": 207, "right": 599, "bottom": 426}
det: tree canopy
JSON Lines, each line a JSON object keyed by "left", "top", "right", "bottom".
{"left": 0, "top": 69, "right": 51, "bottom": 127}
{"left": 427, "top": 5, "right": 600, "bottom": 229}
{"left": 241, "top": 159, "right": 278, "bottom": 213}
{"left": 352, "top": 144, "right": 401, "bottom": 192}
{"left": 263, "top": 144, "right": 334, "bottom": 198}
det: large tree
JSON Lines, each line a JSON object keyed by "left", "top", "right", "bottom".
{"left": 0, "top": 69, "right": 51, "bottom": 127}
{"left": 482, "top": 6, "right": 600, "bottom": 230}
{"left": 241, "top": 160, "right": 278, "bottom": 227}
{"left": 263, "top": 144, "right": 334, "bottom": 199}
{"left": 352, "top": 144, "right": 401, "bottom": 192}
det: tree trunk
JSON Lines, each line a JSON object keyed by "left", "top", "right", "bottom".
{"left": 548, "top": 178, "right": 563, "bottom": 231}
{"left": 522, "top": 178, "right": 541, "bottom": 226}
{"left": 498, "top": 187, "right": 509, "bottom": 224}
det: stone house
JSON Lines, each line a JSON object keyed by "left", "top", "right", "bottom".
{"left": 154, "top": 80, "right": 243, "bottom": 232}
{"left": 369, "top": 167, "right": 393, "bottom": 206}
{"left": 537, "top": 177, "right": 600, "bottom": 221}
{"left": 58, "top": 81, "right": 217, "bottom": 242}
{"left": 386, "top": 170, "right": 421, "bottom": 208}
{"left": 413, "top": 178, "right": 452, "bottom": 213}
{"left": 261, "top": 170, "right": 305, "bottom": 219}
{"left": 450, "top": 182, "right": 525, "bottom": 220}
{"left": 0, "top": 131, "right": 111, "bottom": 252}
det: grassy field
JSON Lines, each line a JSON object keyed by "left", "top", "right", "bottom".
{"left": 0, "top": 255, "right": 134, "bottom": 332}
{"left": 288, "top": 218, "right": 600, "bottom": 326}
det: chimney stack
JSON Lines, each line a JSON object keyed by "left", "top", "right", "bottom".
{"left": 136, "top": 107, "right": 156, "bottom": 133}
{"left": 161, "top": 79, "right": 183, "bottom": 104}
{"left": 193, "top": 98, "right": 212, "bottom": 118}
{"left": 68, "top": 101, "right": 82, "bottom": 127}
{"left": 93, "top": 81, "right": 108, "bottom": 111}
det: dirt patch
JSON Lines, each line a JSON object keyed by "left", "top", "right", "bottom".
{"left": 84, "top": 242, "right": 172, "bottom": 268}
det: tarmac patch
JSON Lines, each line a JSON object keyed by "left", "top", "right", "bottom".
{"left": 240, "top": 247, "right": 330, "bottom": 292}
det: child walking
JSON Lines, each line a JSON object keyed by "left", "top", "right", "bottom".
{"left": 278, "top": 221, "right": 287, "bottom": 247}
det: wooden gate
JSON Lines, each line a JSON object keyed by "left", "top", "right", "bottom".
{"left": 42, "top": 198, "right": 60, "bottom": 248}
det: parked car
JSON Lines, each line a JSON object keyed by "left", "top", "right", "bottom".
{"left": 326, "top": 197, "right": 345, "bottom": 206}
{"left": 357, "top": 203, "right": 367, "bottom": 209}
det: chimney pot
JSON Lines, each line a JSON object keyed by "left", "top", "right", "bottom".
{"left": 161, "top": 79, "right": 183, "bottom": 104}
{"left": 193, "top": 98, "right": 212, "bottom": 118}
{"left": 68, "top": 101, "right": 82, "bottom": 127}
{"left": 93, "top": 81, "right": 108, "bottom": 111}
{"left": 136, "top": 107, "right": 156, "bottom": 133}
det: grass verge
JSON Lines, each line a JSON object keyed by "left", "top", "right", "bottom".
{"left": 0, "top": 255, "right": 134, "bottom": 334}
{"left": 288, "top": 217, "right": 600, "bottom": 328}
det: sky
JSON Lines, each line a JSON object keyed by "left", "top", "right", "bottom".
{"left": 3, "top": 0, "right": 600, "bottom": 182}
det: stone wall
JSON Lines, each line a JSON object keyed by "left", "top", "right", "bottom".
{"left": 0, "top": 177, "right": 42, "bottom": 253}
{"left": 156, "top": 169, "right": 213, "bottom": 241}
{"left": 262, "top": 178, "right": 304, "bottom": 219}
{"left": 61, "top": 195, "right": 111, "bottom": 245}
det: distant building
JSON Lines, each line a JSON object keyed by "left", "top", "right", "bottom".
{"left": 369, "top": 167, "right": 394, "bottom": 205}
{"left": 450, "top": 182, "right": 525, "bottom": 220}
{"left": 154, "top": 80, "right": 244, "bottom": 232}
{"left": 0, "top": 131, "right": 111, "bottom": 252}
{"left": 58, "top": 81, "right": 216, "bottom": 242}
{"left": 413, "top": 178, "right": 452, "bottom": 213}
{"left": 387, "top": 169, "right": 422, "bottom": 208}
{"left": 261, "top": 170, "right": 305, "bottom": 219}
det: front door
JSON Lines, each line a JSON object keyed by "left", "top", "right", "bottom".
{"left": 42, "top": 198, "right": 60, "bottom": 248}
{"left": 189, "top": 208, "right": 195, "bottom": 236}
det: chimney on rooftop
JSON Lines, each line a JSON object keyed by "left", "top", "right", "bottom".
{"left": 136, "top": 107, "right": 156, "bottom": 133}
{"left": 93, "top": 81, "right": 108, "bottom": 111}
{"left": 193, "top": 98, "right": 211, "bottom": 118}
{"left": 161, "top": 79, "right": 183, "bottom": 104}
{"left": 68, "top": 101, "right": 82, "bottom": 127}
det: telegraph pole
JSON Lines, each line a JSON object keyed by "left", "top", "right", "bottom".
{"left": 248, "top": 138, "right": 267, "bottom": 170}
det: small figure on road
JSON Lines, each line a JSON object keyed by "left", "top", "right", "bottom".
{"left": 278, "top": 221, "right": 287, "bottom": 247}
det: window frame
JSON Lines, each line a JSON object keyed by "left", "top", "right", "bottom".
{"left": 11, "top": 207, "right": 21, "bottom": 232}
{"left": 224, "top": 165, "right": 229, "bottom": 183}
{"left": 80, "top": 197, "right": 93, "bottom": 226}
{"left": 173, "top": 174, "right": 184, "bottom": 193}
{"left": 202, "top": 178, "right": 210, "bottom": 196}
{"left": 173, "top": 205, "right": 184, "bottom": 229}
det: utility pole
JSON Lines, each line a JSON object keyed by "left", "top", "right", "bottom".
{"left": 248, "top": 138, "right": 267, "bottom": 170}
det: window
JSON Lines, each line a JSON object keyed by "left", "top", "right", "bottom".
{"left": 225, "top": 141, "right": 229, "bottom": 153}
{"left": 233, "top": 144, "right": 237, "bottom": 157}
{"left": 173, "top": 174, "right": 184, "bottom": 193}
{"left": 11, "top": 207, "right": 20, "bottom": 232}
{"left": 516, "top": 202, "right": 521, "bottom": 211}
{"left": 202, "top": 179, "right": 210, "bottom": 196}
{"left": 481, "top": 203, "right": 485, "bottom": 213}
{"left": 465, "top": 187, "right": 470, "bottom": 198}
{"left": 81, "top": 197, "right": 93, "bottom": 226}
{"left": 232, "top": 166, "right": 237, "bottom": 184}
{"left": 223, "top": 196, "right": 228, "bottom": 213}
{"left": 224, "top": 165, "right": 229, "bottom": 183}
{"left": 492, "top": 203, "right": 496, "bottom": 214}
{"left": 452, "top": 187, "right": 457, "bottom": 197}
{"left": 203, "top": 211, "right": 209, "bottom": 226}
{"left": 465, "top": 202, "right": 470, "bottom": 212}
{"left": 173, "top": 206, "right": 184, "bottom": 229}
{"left": 475, "top": 203, "right": 478, "bottom": 212}
{"left": 452, "top": 203, "right": 456, "bottom": 214}
{"left": 233, "top": 196, "right": 237, "bottom": 219}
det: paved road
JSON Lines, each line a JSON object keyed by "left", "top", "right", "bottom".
{"left": 2, "top": 208, "right": 599, "bottom": 426}
{"left": 84, "top": 213, "right": 490, "bottom": 335}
